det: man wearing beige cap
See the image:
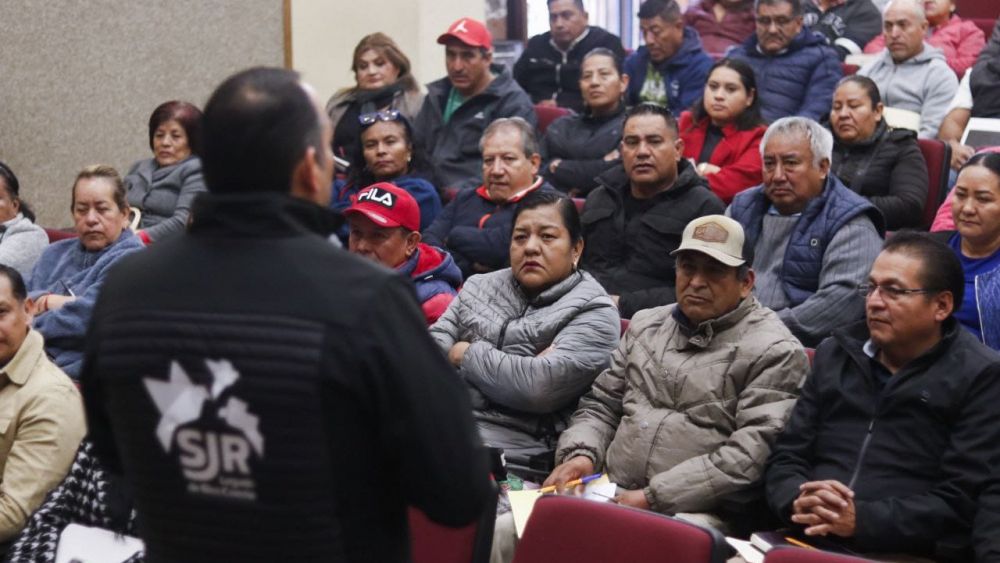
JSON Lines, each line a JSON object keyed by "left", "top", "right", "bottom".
{"left": 492, "top": 215, "right": 809, "bottom": 562}
{"left": 413, "top": 17, "right": 536, "bottom": 190}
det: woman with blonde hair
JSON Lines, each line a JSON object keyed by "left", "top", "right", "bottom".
{"left": 326, "top": 33, "right": 424, "bottom": 168}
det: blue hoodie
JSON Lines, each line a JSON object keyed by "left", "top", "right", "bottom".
{"left": 728, "top": 27, "right": 843, "bottom": 122}
{"left": 624, "top": 27, "right": 714, "bottom": 115}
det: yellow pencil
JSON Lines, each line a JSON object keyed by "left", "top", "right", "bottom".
{"left": 784, "top": 536, "right": 816, "bottom": 550}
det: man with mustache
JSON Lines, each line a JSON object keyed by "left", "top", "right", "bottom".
{"left": 728, "top": 116, "right": 883, "bottom": 346}
{"left": 580, "top": 103, "right": 724, "bottom": 319}
{"left": 623, "top": 0, "right": 714, "bottom": 116}
{"left": 413, "top": 17, "right": 536, "bottom": 190}
{"left": 766, "top": 233, "right": 1000, "bottom": 562}
{"left": 730, "top": 0, "right": 843, "bottom": 122}
{"left": 858, "top": 0, "right": 958, "bottom": 139}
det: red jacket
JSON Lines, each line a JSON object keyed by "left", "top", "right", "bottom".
{"left": 865, "top": 15, "right": 986, "bottom": 77}
{"left": 679, "top": 111, "right": 766, "bottom": 203}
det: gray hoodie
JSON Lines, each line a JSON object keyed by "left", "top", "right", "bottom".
{"left": 0, "top": 213, "right": 47, "bottom": 279}
{"left": 859, "top": 42, "right": 958, "bottom": 138}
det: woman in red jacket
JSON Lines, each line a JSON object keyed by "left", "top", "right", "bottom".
{"left": 679, "top": 58, "right": 766, "bottom": 203}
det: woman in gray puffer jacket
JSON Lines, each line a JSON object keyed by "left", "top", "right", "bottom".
{"left": 431, "top": 191, "right": 620, "bottom": 460}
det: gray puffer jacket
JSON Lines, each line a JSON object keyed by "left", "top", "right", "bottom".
{"left": 431, "top": 268, "right": 620, "bottom": 457}
{"left": 556, "top": 296, "right": 808, "bottom": 515}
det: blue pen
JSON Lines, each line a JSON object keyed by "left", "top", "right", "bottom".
{"left": 538, "top": 472, "right": 603, "bottom": 494}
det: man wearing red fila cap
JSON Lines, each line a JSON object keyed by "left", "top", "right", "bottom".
{"left": 346, "top": 182, "right": 462, "bottom": 324}
{"left": 413, "top": 17, "right": 536, "bottom": 190}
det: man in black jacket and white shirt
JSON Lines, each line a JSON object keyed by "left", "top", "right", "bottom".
{"left": 765, "top": 233, "right": 1000, "bottom": 562}
{"left": 81, "top": 67, "right": 492, "bottom": 563}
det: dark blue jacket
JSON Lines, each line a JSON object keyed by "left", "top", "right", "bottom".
{"left": 728, "top": 28, "right": 842, "bottom": 122}
{"left": 624, "top": 27, "right": 714, "bottom": 115}
{"left": 331, "top": 174, "right": 442, "bottom": 244}
{"left": 729, "top": 175, "right": 884, "bottom": 306}
{"left": 422, "top": 180, "right": 556, "bottom": 279}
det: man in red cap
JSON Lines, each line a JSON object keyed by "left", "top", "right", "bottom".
{"left": 413, "top": 17, "right": 536, "bottom": 191}
{"left": 345, "top": 182, "right": 462, "bottom": 324}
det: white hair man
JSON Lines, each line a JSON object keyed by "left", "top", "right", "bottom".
{"left": 858, "top": 0, "right": 958, "bottom": 138}
{"left": 728, "top": 117, "right": 885, "bottom": 346}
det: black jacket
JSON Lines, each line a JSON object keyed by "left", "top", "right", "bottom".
{"left": 580, "top": 161, "right": 724, "bottom": 319}
{"left": 803, "top": 0, "right": 882, "bottom": 60}
{"left": 831, "top": 122, "right": 929, "bottom": 230}
{"left": 765, "top": 320, "right": 1000, "bottom": 561}
{"left": 513, "top": 26, "right": 626, "bottom": 112}
{"left": 82, "top": 193, "right": 492, "bottom": 563}
{"left": 413, "top": 66, "right": 536, "bottom": 190}
{"left": 541, "top": 104, "right": 625, "bottom": 195}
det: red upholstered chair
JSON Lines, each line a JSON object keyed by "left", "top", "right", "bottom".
{"left": 620, "top": 318, "right": 630, "bottom": 336}
{"left": 44, "top": 228, "right": 77, "bottom": 243}
{"left": 512, "top": 495, "right": 727, "bottom": 563}
{"left": 572, "top": 197, "right": 585, "bottom": 212}
{"left": 764, "top": 546, "right": 874, "bottom": 562}
{"left": 409, "top": 481, "right": 498, "bottom": 563}
{"left": 840, "top": 63, "right": 859, "bottom": 76}
{"left": 972, "top": 18, "right": 997, "bottom": 39}
{"left": 917, "top": 139, "right": 952, "bottom": 229}
{"left": 954, "top": 0, "right": 999, "bottom": 19}
{"left": 534, "top": 104, "right": 572, "bottom": 136}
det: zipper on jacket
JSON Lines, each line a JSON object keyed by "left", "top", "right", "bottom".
{"left": 497, "top": 302, "right": 531, "bottom": 349}
{"left": 847, "top": 418, "right": 875, "bottom": 489}
{"left": 975, "top": 274, "right": 986, "bottom": 343}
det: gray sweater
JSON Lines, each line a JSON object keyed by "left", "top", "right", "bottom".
{"left": 751, "top": 213, "right": 881, "bottom": 346}
{"left": 430, "top": 269, "right": 620, "bottom": 457}
{"left": 0, "top": 213, "right": 48, "bottom": 279}
{"left": 124, "top": 156, "right": 205, "bottom": 242}
{"left": 859, "top": 43, "right": 959, "bottom": 138}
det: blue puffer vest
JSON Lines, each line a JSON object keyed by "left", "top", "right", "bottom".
{"left": 730, "top": 175, "right": 885, "bottom": 306}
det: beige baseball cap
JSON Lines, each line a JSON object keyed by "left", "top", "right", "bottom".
{"left": 670, "top": 215, "right": 746, "bottom": 267}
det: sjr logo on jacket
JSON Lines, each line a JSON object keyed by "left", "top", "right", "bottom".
{"left": 145, "top": 359, "right": 264, "bottom": 501}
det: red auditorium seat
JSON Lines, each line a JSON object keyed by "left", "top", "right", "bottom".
{"left": 534, "top": 104, "right": 572, "bottom": 136}
{"left": 764, "top": 546, "right": 874, "bottom": 562}
{"left": 840, "top": 63, "right": 859, "bottom": 76}
{"left": 954, "top": 0, "right": 999, "bottom": 20}
{"left": 572, "top": 197, "right": 585, "bottom": 212}
{"left": 620, "top": 318, "right": 630, "bottom": 336}
{"left": 512, "top": 495, "right": 727, "bottom": 563}
{"left": 44, "top": 228, "right": 77, "bottom": 243}
{"left": 409, "top": 481, "right": 497, "bottom": 563}
{"left": 971, "top": 18, "right": 996, "bottom": 40}
{"left": 917, "top": 139, "right": 952, "bottom": 229}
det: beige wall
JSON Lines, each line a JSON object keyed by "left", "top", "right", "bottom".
{"left": 0, "top": 1, "right": 284, "bottom": 227}
{"left": 290, "top": 0, "right": 487, "bottom": 105}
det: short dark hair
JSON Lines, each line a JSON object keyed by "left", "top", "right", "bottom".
{"left": 961, "top": 151, "right": 1000, "bottom": 181}
{"left": 689, "top": 58, "right": 764, "bottom": 131}
{"left": 0, "top": 161, "right": 35, "bottom": 223}
{"left": 624, "top": 103, "right": 679, "bottom": 137}
{"left": 835, "top": 75, "right": 881, "bottom": 108}
{"left": 148, "top": 101, "right": 204, "bottom": 156}
{"left": 638, "top": 0, "right": 682, "bottom": 21}
{"left": 582, "top": 47, "right": 624, "bottom": 75}
{"left": 547, "top": 0, "right": 586, "bottom": 10}
{"left": 348, "top": 114, "right": 431, "bottom": 188}
{"left": 0, "top": 264, "right": 27, "bottom": 303}
{"left": 201, "top": 67, "right": 324, "bottom": 194}
{"left": 512, "top": 190, "right": 582, "bottom": 245}
{"left": 754, "top": 0, "right": 803, "bottom": 16}
{"left": 881, "top": 232, "right": 964, "bottom": 310}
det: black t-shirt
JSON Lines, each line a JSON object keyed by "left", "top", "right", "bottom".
{"left": 698, "top": 124, "right": 724, "bottom": 164}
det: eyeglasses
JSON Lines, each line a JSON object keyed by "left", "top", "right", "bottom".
{"left": 359, "top": 109, "right": 402, "bottom": 126}
{"left": 857, "top": 283, "right": 939, "bottom": 301}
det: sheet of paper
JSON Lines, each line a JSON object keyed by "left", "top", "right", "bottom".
{"left": 56, "top": 523, "right": 145, "bottom": 563}
{"left": 725, "top": 537, "right": 764, "bottom": 563}
{"left": 508, "top": 475, "right": 615, "bottom": 538}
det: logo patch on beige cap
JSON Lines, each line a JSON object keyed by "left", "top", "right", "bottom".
{"left": 693, "top": 222, "right": 729, "bottom": 243}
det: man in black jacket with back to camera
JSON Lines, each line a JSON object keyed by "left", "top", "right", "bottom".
{"left": 81, "top": 67, "right": 492, "bottom": 563}
{"left": 765, "top": 233, "right": 1000, "bottom": 562}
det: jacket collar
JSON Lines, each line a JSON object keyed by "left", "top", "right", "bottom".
{"left": 835, "top": 317, "right": 963, "bottom": 375}
{"left": 595, "top": 159, "right": 705, "bottom": 201}
{"left": 1, "top": 330, "right": 45, "bottom": 387}
{"left": 475, "top": 177, "right": 544, "bottom": 203}
{"left": 190, "top": 192, "right": 343, "bottom": 239}
{"left": 549, "top": 27, "right": 591, "bottom": 54}
{"left": 519, "top": 269, "right": 585, "bottom": 307}
{"left": 673, "top": 295, "right": 757, "bottom": 348}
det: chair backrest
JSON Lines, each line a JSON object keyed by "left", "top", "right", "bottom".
{"left": 955, "top": 0, "right": 999, "bottom": 19}
{"left": 971, "top": 18, "right": 997, "bottom": 39}
{"left": 620, "top": 318, "right": 630, "bottom": 336}
{"left": 572, "top": 197, "right": 585, "bottom": 212}
{"left": 763, "top": 546, "right": 874, "bottom": 562}
{"left": 534, "top": 105, "right": 572, "bottom": 136}
{"left": 840, "top": 62, "right": 859, "bottom": 76}
{"left": 917, "top": 138, "right": 952, "bottom": 229}
{"left": 512, "top": 495, "right": 727, "bottom": 563}
{"left": 44, "top": 227, "right": 77, "bottom": 243}
{"left": 409, "top": 481, "right": 498, "bottom": 563}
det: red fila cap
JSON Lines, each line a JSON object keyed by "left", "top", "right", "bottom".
{"left": 344, "top": 182, "right": 421, "bottom": 233}
{"left": 437, "top": 17, "right": 493, "bottom": 51}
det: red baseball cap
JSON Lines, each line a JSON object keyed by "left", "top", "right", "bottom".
{"left": 437, "top": 18, "right": 493, "bottom": 51}
{"left": 344, "top": 182, "right": 421, "bottom": 232}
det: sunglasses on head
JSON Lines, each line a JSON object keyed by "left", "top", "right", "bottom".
{"left": 359, "top": 109, "right": 402, "bottom": 126}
